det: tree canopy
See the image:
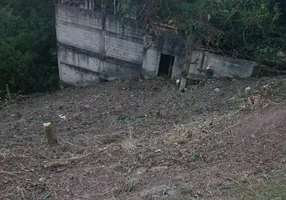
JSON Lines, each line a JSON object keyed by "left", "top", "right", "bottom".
{"left": 140, "top": 0, "right": 286, "bottom": 61}
{"left": 0, "top": 0, "right": 58, "bottom": 95}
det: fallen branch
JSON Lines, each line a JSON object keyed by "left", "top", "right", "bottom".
{"left": 43, "top": 146, "right": 110, "bottom": 168}
{"left": 43, "top": 153, "right": 94, "bottom": 168}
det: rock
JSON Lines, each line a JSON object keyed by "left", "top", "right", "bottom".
{"left": 214, "top": 88, "right": 220, "bottom": 93}
{"left": 39, "top": 177, "right": 45, "bottom": 182}
{"left": 154, "top": 149, "right": 161, "bottom": 153}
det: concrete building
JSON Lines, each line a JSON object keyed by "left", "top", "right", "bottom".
{"left": 55, "top": 0, "right": 256, "bottom": 85}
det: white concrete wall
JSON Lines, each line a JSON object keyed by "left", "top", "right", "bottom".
{"left": 56, "top": 5, "right": 143, "bottom": 84}
{"left": 171, "top": 56, "right": 184, "bottom": 79}
{"left": 58, "top": 46, "right": 102, "bottom": 73}
{"left": 57, "top": 22, "right": 102, "bottom": 53}
{"left": 142, "top": 47, "right": 161, "bottom": 77}
{"left": 188, "top": 51, "right": 205, "bottom": 80}
{"left": 188, "top": 51, "right": 256, "bottom": 80}
{"left": 203, "top": 53, "right": 255, "bottom": 78}
{"left": 105, "top": 35, "right": 143, "bottom": 64}
{"left": 60, "top": 63, "right": 100, "bottom": 85}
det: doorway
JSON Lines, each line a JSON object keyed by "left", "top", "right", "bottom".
{"left": 158, "top": 54, "right": 175, "bottom": 78}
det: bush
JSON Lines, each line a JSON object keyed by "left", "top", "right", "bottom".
{"left": 0, "top": 0, "right": 58, "bottom": 95}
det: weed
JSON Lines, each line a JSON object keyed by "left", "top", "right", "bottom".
{"left": 179, "top": 187, "right": 194, "bottom": 196}
{"left": 191, "top": 154, "right": 200, "bottom": 162}
{"left": 117, "top": 114, "right": 129, "bottom": 120}
{"left": 223, "top": 179, "right": 286, "bottom": 200}
{"left": 172, "top": 183, "right": 196, "bottom": 199}
{"left": 125, "top": 183, "right": 134, "bottom": 193}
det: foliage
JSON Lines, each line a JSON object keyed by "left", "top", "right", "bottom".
{"left": 0, "top": 0, "right": 58, "bottom": 95}
{"left": 118, "top": 0, "right": 132, "bottom": 16}
{"left": 139, "top": 0, "right": 286, "bottom": 63}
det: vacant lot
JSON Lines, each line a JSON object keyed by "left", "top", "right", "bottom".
{"left": 1, "top": 76, "right": 286, "bottom": 200}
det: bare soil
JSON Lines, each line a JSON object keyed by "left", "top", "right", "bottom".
{"left": 1, "top": 76, "right": 286, "bottom": 200}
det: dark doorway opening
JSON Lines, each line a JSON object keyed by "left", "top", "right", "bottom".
{"left": 158, "top": 54, "right": 175, "bottom": 78}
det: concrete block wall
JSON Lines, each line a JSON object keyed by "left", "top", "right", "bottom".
{"left": 142, "top": 48, "right": 161, "bottom": 77}
{"left": 172, "top": 56, "right": 184, "bottom": 79}
{"left": 188, "top": 51, "right": 256, "bottom": 80}
{"left": 56, "top": 5, "right": 143, "bottom": 85}
{"left": 203, "top": 53, "right": 255, "bottom": 78}
{"left": 60, "top": 63, "right": 100, "bottom": 85}
{"left": 187, "top": 51, "right": 205, "bottom": 80}
{"left": 105, "top": 35, "right": 143, "bottom": 64}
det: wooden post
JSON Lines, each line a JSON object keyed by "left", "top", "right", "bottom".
{"left": 245, "top": 87, "right": 251, "bottom": 98}
{"left": 43, "top": 122, "right": 58, "bottom": 145}
{"left": 5, "top": 84, "right": 12, "bottom": 102}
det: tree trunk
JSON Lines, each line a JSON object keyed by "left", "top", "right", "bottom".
{"left": 5, "top": 84, "right": 12, "bottom": 102}
{"left": 179, "top": 36, "right": 201, "bottom": 91}
{"left": 180, "top": 37, "right": 193, "bottom": 90}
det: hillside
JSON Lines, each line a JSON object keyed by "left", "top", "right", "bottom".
{"left": 1, "top": 76, "right": 286, "bottom": 199}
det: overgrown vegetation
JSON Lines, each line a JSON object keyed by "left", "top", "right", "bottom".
{"left": 0, "top": 0, "right": 58, "bottom": 95}
{"left": 141, "top": 0, "right": 286, "bottom": 66}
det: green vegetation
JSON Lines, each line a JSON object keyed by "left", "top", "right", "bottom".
{"left": 223, "top": 179, "right": 286, "bottom": 200}
{"left": 170, "top": 178, "right": 286, "bottom": 200}
{"left": 143, "top": 0, "right": 286, "bottom": 63}
{"left": 0, "top": 0, "right": 58, "bottom": 95}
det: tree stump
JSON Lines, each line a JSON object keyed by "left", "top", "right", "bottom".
{"left": 245, "top": 87, "right": 251, "bottom": 98}
{"left": 43, "top": 122, "right": 58, "bottom": 145}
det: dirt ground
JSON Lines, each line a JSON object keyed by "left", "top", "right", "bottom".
{"left": 1, "top": 76, "right": 286, "bottom": 200}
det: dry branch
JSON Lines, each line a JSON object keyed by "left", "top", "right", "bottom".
{"left": 43, "top": 146, "right": 110, "bottom": 168}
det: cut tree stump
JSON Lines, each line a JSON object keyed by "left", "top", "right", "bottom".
{"left": 43, "top": 122, "right": 58, "bottom": 145}
{"left": 245, "top": 87, "right": 251, "bottom": 98}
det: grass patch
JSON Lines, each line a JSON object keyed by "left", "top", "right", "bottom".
{"left": 251, "top": 180, "right": 286, "bottom": 200}
{"left": 224, "top": 179, "right": 286, "bottom": 200}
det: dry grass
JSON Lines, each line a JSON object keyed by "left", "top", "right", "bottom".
{"left": 1, "top": 77, "right": 286, "bottom": 199}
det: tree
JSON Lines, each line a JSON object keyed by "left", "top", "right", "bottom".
{"left": 0, "top": 0, "right": 58, "bottom": 95}
{"left": 134, "top": 0, "right": 285, "bottom": 68}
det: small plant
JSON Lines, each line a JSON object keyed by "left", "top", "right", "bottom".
{"left": 180, "top": 187, "right": 194, "bottom": 196}
{"left": 173, "top": 183, "right": 196, "bottom": 199}
{"left": 186, "top": 197, "right": 197, "bottom": 200}
{"left": 258, "top": 167, "right": 267, "bottom": 174}
{"left": 191, "top": 154, "right": 200, "bottom": 162}
{"left": 131, "top": 115, "right": 146, "bottom": 121}
{"left": 117, "top": 114, "right": 129, "bottom": 120}
{"left": 125, "top": 183, "right": 134, "bottom": 193}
